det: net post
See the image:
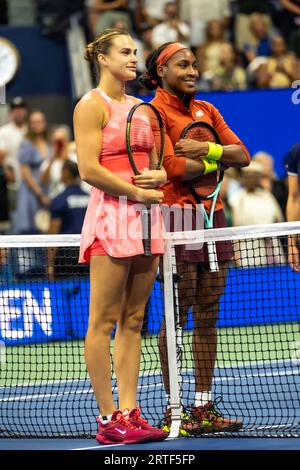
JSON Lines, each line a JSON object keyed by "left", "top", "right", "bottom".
{"left": 163, "top": 239, "right": 182, "bottom": 437}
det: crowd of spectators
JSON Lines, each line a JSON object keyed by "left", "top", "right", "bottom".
{"left": 1, "top": 1, "right": 299, "bottom": 92}
{"left": 84, "top": 1, "right": 300, "bottom": 93}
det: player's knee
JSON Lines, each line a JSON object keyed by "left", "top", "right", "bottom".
{"left": 122, "top": 308, "right": 145, "bottom": 333}
{"left": 88, "top": 315, "right": 117, "bottom": 336}
{"left": 194, "top": 313, "right": 218, "bottom": 330}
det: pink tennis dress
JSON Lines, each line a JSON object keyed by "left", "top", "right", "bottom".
{"left": 79, "top": 88, "right": 165, "bottom": 263}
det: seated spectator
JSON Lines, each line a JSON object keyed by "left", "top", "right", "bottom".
{"left": 0, "top": 148, "right": 15, "bottom": 234}
{"left": 280, "top": 0, "right": 300, "bottom": 58}
{"left": 14, "top": 111, "right": 51, "bottom": 235}
{"left": 130, "top": 22, "right": 154, "bottom": 94}
{"left": 180, "top": 0, "right": 231, "bottom": 48}
{"left": 252, "top": 151, "right": 288, "bottom": 216}
{"left": 47, "top": 160, "right": 90, "bottom": 279}
{"left": 134, "top": 22, "right": 154, "bottom": 73}
{"left": 196, "top": 20, "right": 228, "bottom": 78}
{"left": 234, "top": 0, "right": 273, "bottom": 52}
{"left": 40, "top": 125, "right": 73, "bottom": 199}
{"left": 279, "top": 0, "right": 300, "bottom": 41}
{"left": 256, "top": 35, "right": 299, "bottom": 88}
{"left": 243, "top": 13, "right": 272, "bottom": 64}
{"left": 209, "top": 42, "right": 247, "bottom": 91}
{"left": 135, "top": 0, "right": 171, "bottom": 29}
{"left": 87, "top": 0, "right": 132, "bottom": 38}
{"left": 151, "top": 1, "right": 190, "bottom": 48}
{"left": 219, "top": 174, "right": 233, "bottom": 227}
{"left": 231, "top": 161, "right": 285, "bottom": 267}
{"left": 0, "top": 97, "right": 28, "bottom": 217}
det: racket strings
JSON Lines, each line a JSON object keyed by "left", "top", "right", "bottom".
{"left": 185, "top": 128, "right": 216, "bottom": 143}
{"left": 129, "top": 108, "right": 163, "bottom": 171}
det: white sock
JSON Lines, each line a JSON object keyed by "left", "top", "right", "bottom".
{"left": 99, "top": 413, "right": 113, "bottom": 424}
{"left": 194, "top": 391, "right": 212, "bottom": 407}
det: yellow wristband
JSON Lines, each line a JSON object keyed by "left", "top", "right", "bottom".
{"left": 202, "top": 157, "right": 218, "bottom": 175}
{"left": 207, "top": 142, "right": 223, "bottom": 161}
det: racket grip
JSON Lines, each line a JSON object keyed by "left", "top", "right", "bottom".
{"left": 207, "top": 241, "right": 219, "bottom": 272}
{"left": 142, "top": 208, "right": 152, "bottom": 257}
{"left": 143, "top": 239, "right": 152, "bottom": 257}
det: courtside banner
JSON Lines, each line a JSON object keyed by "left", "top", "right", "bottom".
{"left": 1, "top": 266, "right": 299, "bottom": 346}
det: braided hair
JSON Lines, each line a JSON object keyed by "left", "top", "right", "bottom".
{"left": 139, "top": 42, "right": 175, "bottom": 91}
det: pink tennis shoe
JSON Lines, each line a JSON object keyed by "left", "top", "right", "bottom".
{"left": 96, "top": 409, "right": 152, "bottom": 445}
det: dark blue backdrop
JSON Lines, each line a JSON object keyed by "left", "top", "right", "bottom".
{"left": 0, "top": 26, "right": 71, "bottom": 95}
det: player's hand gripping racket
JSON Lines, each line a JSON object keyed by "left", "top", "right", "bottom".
{"left": 180, "top": 121, "right": 224, "bottom": 271}
{"left": 126, "top": 102, "right": 165, "bottom": 256}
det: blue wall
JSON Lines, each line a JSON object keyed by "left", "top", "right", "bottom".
{"left": 1, "top": 265, "right": 299, "bottom": 346}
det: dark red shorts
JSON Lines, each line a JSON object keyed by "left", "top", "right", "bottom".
{"left": 168, "top": 208, "right": 234, "bottom": 264}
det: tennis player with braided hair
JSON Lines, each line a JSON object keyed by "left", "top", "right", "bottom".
{"left": 140, "top": 42, "right": 251, "bottom": 435}
{"left": 74, "top": 28, "right": 169, "bottom": 444}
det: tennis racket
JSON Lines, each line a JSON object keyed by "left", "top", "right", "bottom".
{"left": 180, "top": 121, "right": 224, "bottom": 272}
{"left": 126, "top": 102, "right": 165, "bottom": 256}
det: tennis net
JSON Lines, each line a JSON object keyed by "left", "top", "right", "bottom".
{"left": 0, "top": 222, "right": 299, "bottom": 438}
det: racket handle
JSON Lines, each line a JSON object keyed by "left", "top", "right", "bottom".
{"left": 207, "top": 241, "right": 219, "bottom": 272}
{"left": 142, "top": 208, "right": 152, "bottom": 257}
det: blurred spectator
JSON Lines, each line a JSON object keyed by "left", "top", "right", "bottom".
{"left": 256, "top": 35, "right": 299, "bottom": 87}
{"left": 14, "top": 111, "right": 51, "bottom": 235}
{"left": 231, "top": 161, "right": 285, "bottom": 266}
{"left": 209, "top": 42, "right": 247, "bottom": 90}
{"left": 234, "top": 0, "right": 273, "bottom": 52}
{"left": 231, "top": 161, "right": 284, "bottom": 225}
{"left": 219, "top": 174, "right": 233, "bottom": 226}
{"left": 47, "top": 160, "right": 90, "bottom": 279}
{"left": 196, "top": 20, "right": 228, "bottom": 78}
{"left": 135, "top": 0, "right": 172, "bottom": 29}
{"left": 37, "top": 0, "right": 83, "bottom": 36}
{"left": 135, "top": 22, "right": 154, "bottom": 72}
{"left": 180, "top": 0, "right": 231, "bottom": 48}
{"left": 0, "top": 149, "right": 15, "bottom": 234}
{"left": 252, "top": 150, "right": 288, "bottom": 216}
{"left": 48, "top": 160, "right": 89, "bottom": 235}
{"left": 127, "top": 22, "right": 154, "bottom": 94}
{"left": 0, "top": 248, "right": 14, "bottom": 283}
{"left": 243, "top": 13, "right": 273, "bottom": 64}
{"left": 87, "top": 0, "right": 132, "bottom": 37}
{"left": 40, "top": 125, "right": 73, "bottom": 199}
{"left": 279, "top": 0, "right": 300, "bottom": 39}
{"left": 225, "top": 167, "right": 243, "bottom": 205}
{"left": 0, "top": 97, "right": 28, "bottom": 209}
{"left": 151, "top": 1, "right": 190, "bottom": 48}
{"left": 285, "top": 141, "right": 300, "bottom": 271}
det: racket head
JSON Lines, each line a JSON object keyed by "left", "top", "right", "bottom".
{"left": 180, "top": 120, "right": 221, "bottom": 145}
{"left": 180, "top": 120, "right": 223, "bottom": 200}
{"left": 126, "top": 102, "right": 165, "bottom": 175}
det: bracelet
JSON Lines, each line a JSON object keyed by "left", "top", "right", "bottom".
{"left": 202, "top": 157, "right": 218, "bottom": 175}
{"left": 207, "top": 142, "right": 223, "bottom": 161}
